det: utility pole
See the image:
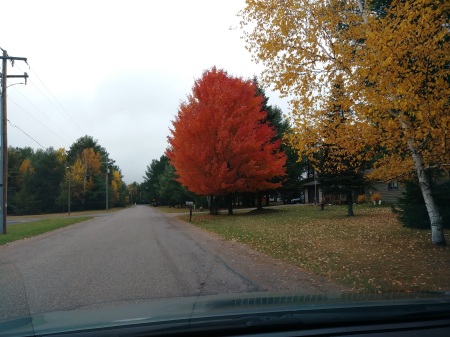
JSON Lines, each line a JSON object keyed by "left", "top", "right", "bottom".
{"left": 105, "top": 161, "right": 109, "bottom": 211}
{"left": 0, "top": 49, "right": 28, "bottom": 234}
{"left": 67, "top": 166, "right": 71, "bottom": 216}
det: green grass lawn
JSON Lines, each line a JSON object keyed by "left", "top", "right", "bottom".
{"left": 7, "top": 207, "right": 122, "bottom": 221}
{"left": 0, "top": 217, "right": 91, "bottom": 246}
{"left": 153, "top": 205, "right": 208, "bottom": 214}
{"left": 153, "top": 204, "right": 271, "bottom": 214}
{"left": 182, "top": 205, "right": 450, "bottom": 293}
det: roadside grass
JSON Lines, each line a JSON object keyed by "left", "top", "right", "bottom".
{"left": 154, "top": 205, "right": 267, "bottom": 214}
{"left": 7, "top": 207, "right": 123, "bottom": 221}
{"left": 182, "top": 205, "right": 450, "bottom": 293}
{"left": 153, "top": 206, "right": 205, "bottom": 214}
{"left": 0, "top": 217, "right": 91, "bottom": 246}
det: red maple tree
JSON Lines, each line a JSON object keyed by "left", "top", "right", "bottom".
{"left": 167, "top": 68, "right": 286, "bottom": 213}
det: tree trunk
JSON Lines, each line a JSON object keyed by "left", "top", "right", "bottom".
{"left": 257, "top": 193, "right": 263, "bottom": 210}
{"left": 400, "top": 119, "right": 447, "bottom": 246}
{"left": 347, "top": 191, "right": 354, "bottom": 216}
{"left": 227, "top": 194, "right": 233, "bottom": 215}
{"left": 410, "top": 147, "right": 447, "bottom": 245}
{"left": 209, "top": 195, "right": 219, "bottom": 215}
{"left": 242, "top": 193, "right": 253, "bottom": 208}
{"left": 265, "top": 194, "right": 270, "bottom": 206}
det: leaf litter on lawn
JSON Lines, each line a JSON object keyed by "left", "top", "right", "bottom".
{"left": 183, "top": 205, "right": 450, "bottom": 293}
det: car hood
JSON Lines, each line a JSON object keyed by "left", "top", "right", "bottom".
{"left": 1, "top": 291, "right": 450, "bottom": 337}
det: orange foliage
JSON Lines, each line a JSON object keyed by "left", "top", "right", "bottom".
{"left": 370, "top": 192, "right": 382, "bottom": 203}
{"left": 356, "top": 195, "right": 366, "bottom": 204}
{"left": 167, "top": 67, "right": 286, "bottom": 196}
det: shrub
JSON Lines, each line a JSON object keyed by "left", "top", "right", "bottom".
{"left": 396, "top": 180, "right": 450, "bottom": 229}
{"left": 370, "top": 192, "right": 382, "bottom": 204}
{"left": 356, "top": 194, "right": 366, "bottom": 204}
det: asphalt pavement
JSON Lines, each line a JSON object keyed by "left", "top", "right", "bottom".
{"left": 0, "top": 205, "right": 344, "bottom": 320}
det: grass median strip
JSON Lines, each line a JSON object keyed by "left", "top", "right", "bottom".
{"left": 181, "top": 205, "right": 450, "bottom": 293}
{"left": 0, "top": 217, "right": 91, "bottom": 246}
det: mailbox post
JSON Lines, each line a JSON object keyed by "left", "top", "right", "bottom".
{"left": 186, "top": 201, "right": 194, "bottom": 222}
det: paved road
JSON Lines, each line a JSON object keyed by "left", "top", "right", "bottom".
{"left": 0, "top": 206, "right": 344, "bottom": 319}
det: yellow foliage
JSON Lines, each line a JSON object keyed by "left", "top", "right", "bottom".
{"left": 19, "top": 159, "right": 33, "bottom": 174}
{"left": 80, "top": 148, "right": 101, "bottom": 175}
{"left": 17, "top": 158, "right": 33, "bottom": 188}
{"left": 367, "top": 156, "right": 415, "bottom": 182}
{"left": 68, "top": 159, "right": 87, "bottom": 199}
{"left": 240, "top": 0, "right": 450, "bottom": 180}
{"left": 111, "top": 170, "right": 122, "bottom": 202}
{"left": 112, "top": 170, "right": 122, "bottom": 189}
{"left": 68, "top": 148, "right": 102, "bottom": 199}
{"left": 55, "top": 148, "right": 67, "bottom": 166}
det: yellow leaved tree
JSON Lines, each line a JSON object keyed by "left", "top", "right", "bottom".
{"left": 19, "top": 158, "right": 33, "bottom": 175}
{"left": 111, "top": 169, "right": 122, "bottom": 204}
{"left": 66, "top": 148, "right": 102, "bottom": 205}
{"left": 68, "top": 159, "right": 87, "bottom": 201}
{"left": 80, "top": 148, "right": 102, "bottom": 195}
{"left": 55, "top": 147, "right": 67, "bottom": 168}
{"left": 240, "top": 0, "right": 449, "bottom": 245}
{"left": 17, "top": 158, "right": 34, "bottom": 190}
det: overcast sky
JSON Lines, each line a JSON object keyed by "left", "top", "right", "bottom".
{"left": 1, "top": 0, "right": 288, "bottom": 184}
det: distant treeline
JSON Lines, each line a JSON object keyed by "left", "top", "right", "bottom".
{"left": 8, "top": 135, "right": 127, "bottom": 215}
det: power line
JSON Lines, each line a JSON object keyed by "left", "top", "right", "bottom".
{"left": 7, "top": 96, "right": 71, "bottom": 146}
{"left": 15, "top": 63, "right": 85, "bottom": 135}
{"left": 7, "top": 119, "right": 45, "bottom": 149}
{"left": 9, "top": 87, "right": 73, "bottom": 145}
{"left": 29, "top": 77, "right": 84, "bottom": 133}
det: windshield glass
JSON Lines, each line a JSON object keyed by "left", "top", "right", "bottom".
{"left": 0, "top": 0, "right": 449, "bottom": 336}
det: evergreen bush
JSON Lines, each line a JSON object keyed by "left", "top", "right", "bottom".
{"left": 396, "top": 180, "right": 450, "bottom": 229}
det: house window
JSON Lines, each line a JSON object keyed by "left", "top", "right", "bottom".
{"left": 388, "top": 181, "right": 398, "bottom": 190}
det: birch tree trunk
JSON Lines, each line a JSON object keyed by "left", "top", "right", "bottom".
{"left": 397, "top": 118, "right": 446, "bottom": 245}
{"left": 409, "top": 147, "right": 447, "bottom": 245}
